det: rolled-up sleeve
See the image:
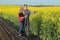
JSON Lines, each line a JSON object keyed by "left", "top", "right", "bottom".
{"left": 30, "top": 10, "right": 35, "bottom": 14}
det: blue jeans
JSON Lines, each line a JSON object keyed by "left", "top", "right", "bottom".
{"left": 19, "top": 22, "right": 24, "bottom": 34}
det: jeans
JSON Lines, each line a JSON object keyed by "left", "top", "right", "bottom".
{"left": 24, "top": 20, "right": 30, "bottom": 36}
{"left": 19, "top": 22, "right": 24, "bottom": 34}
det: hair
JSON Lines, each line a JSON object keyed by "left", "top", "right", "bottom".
{"left": 19, "top": 7, "right": 24, "bottom": 16}
{"left": 24, "top": 4, "right": 28, "bottom": 6}
{"left": 19, "top": 7, "right": 23, "bottom": 12}
{"left": 20, "top": 7, "right": 23, "bottom": 10}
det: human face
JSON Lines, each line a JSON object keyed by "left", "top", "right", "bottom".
{"left": 24, "top": 6, "right": 28, "bottom": 10}
{"left": 20, "top": 7, "right": 23, "bottom": 12}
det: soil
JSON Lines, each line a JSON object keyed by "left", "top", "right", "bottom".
{"left": 0, "top": 17, "right": 42, "bottom": 40}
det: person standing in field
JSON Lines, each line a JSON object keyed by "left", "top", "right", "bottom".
{"left": 18, "top": 7, "right": 27, "bottom": 36}
{"left": 23, "top": 4, "right": 36, "bottom": 36}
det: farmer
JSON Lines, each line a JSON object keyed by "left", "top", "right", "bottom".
{"left": 18, "top": 7, "right": 27, "bottom": 36}
{"left": 23, "top": 4, "right": 36, "bottom": 36}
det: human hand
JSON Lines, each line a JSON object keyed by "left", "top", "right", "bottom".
{"left": 24, "top": 15, "right": 28, "bottom": 18}
{"left": 21, "top": 17, "right": 24, "bottom": 19}
{"left": 34, "top": 11, "right": 37, "bottom": 14}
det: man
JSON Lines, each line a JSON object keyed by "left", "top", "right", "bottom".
{"left": 23, "top": 4, "right": 36, "bottom": 36}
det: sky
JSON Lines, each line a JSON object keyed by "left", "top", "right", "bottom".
{"left": 0, "top": 0, "right": 60, "bottom": 5}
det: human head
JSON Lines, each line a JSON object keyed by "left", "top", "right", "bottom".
{"left": 20, "top": 7, "right": 23, "bottom": 12}
{"left": 24, "top": 4, "right": 28, "bottom": 10}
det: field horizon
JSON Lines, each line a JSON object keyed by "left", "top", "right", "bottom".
{"left": 0, "top": 5, "right": 60, "bottom": 7}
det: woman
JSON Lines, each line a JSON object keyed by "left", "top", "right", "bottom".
{"left": 18, "top": 7, "right": 25, "bottom": 36}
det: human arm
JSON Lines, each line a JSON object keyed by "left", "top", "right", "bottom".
{"left": 30, "top": 10, "right": 37, "bottom": 14}
{"left": 21, "top": 15, "right": 28, "bottom": 18}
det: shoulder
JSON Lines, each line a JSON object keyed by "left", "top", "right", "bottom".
{"left": 27, "top": 9, "right": 30, "bottom": 12}
{"left": 19, "top": 12, "right": 22, "bottom": 15}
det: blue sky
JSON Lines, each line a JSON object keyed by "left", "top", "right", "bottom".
{"left": 0, "top": 0, "right": 60, "bottom": 5}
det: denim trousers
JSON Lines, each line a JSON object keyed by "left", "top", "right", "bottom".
{"left": 19, "top": 22, "right": 25, "bottom": 34}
